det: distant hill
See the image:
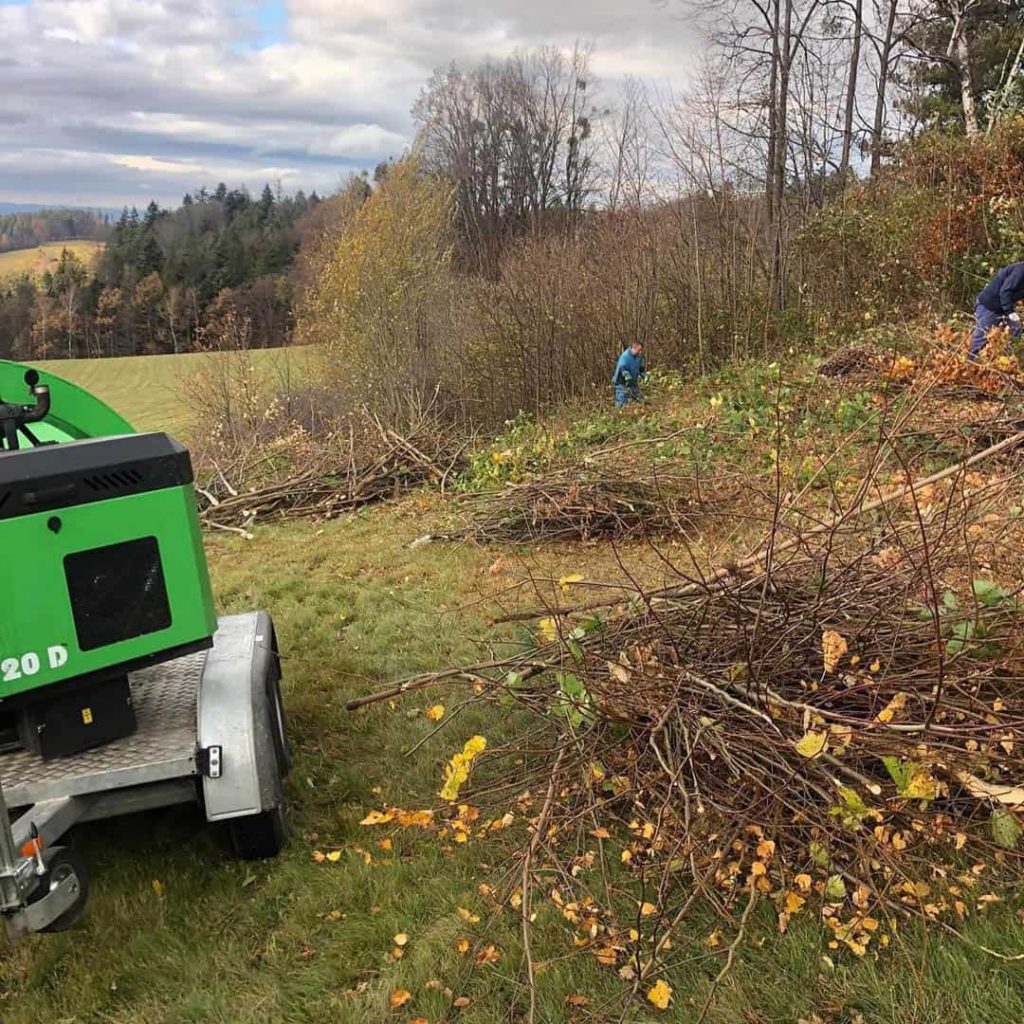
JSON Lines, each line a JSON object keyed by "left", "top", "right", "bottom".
{"left": 0, "top": 201, "right": 121, "bottom": 217}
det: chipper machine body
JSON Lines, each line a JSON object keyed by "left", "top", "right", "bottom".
{"left": 0, "top": 359, "right": 290, "bottom": 937}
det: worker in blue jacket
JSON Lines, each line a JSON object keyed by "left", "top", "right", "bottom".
{"left": 969, "top": 261, "right": 1024, "bottom": 359}
{"left": 613, "top": 341, "right": 647, "bottom": 408}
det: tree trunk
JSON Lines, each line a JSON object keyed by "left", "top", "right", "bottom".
{"left": 870, "top": 0, "right": 898, "bottom": 174}
{"left": 946, "top": 9, "right": 980, "bottom": 138}
{"left": 770, "top": 0, "right": 793, "bottom": 310}
{"left": 955, "top": 24, "right": 980, "bottom": 137}
{"left": 839, "top": 0, "right": 864, "bottom": 184}
{"left": 765, "top": 0, "right": 781, "bottom": 220}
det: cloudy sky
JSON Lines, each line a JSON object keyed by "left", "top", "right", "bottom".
{"left": 0, "top": 0, "right": 701, "bottom": 209}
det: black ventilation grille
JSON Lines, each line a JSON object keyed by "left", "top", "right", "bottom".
{"left": 64, "top": 536, "right": 172, "bottom": 651}
{"left": 82, "top": 469, "right": 145, "bottom": 493}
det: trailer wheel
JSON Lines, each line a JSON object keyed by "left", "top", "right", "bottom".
{"left": 29, "top": 846, "right": 89, "bottom": 932}
{"left": 228, "top": 804, "right": 286, "bottom": 860}
{"left": 229, "top": 679, "right": 287, "bottom": 861}
{"left": 267, "top": 664, "right": 292, "bottom": 777}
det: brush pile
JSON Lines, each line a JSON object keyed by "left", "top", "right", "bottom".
{"left": 195, "top": 411, "right": 467, "bottom": 532}
{"left": 455, "top": 430, "right": 751, "bottom": 543}
{"left": 383, "top": 434, "right": 1024, "bottom": 961}
{"left": 456, "top": 465, "right": 727, "bottom": 543}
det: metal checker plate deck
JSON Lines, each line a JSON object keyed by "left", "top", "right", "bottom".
{"left": 1, "top": 651, "right": 206, "bottom": 807}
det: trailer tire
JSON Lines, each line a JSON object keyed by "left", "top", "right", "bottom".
{"left": 267, "top": 662, "right": 292, "bottom": 778}
{"left": 29, "top": 846, "right": 89, "bottom": 932}
{"left": 228, "top": 804, "right": 286, "bottom": 860}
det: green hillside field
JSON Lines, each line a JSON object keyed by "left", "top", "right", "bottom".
{"left": 34, "top": 347, "right": 309, "bottom": 434}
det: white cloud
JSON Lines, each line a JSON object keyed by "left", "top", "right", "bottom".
{"left": 111, "top": 154, "right": 200, "bottom": 174}
{"left": 0, "top": 0, "right": 701, "bottom": 206}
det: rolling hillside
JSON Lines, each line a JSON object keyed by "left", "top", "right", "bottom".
{"left": 0, "top": 239, "right": 104, "bottom": 280}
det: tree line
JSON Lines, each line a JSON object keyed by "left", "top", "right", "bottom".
{"left": 0, "top": 208, "right": 108, "bottom": 254}
{"left": 0, "top": 183, "right": 339, "bottom": 360}
{"left": 301, "top": 17, "right": 1024, "bottom": 428}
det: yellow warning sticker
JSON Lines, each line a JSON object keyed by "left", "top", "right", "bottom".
{"left": 82, "top": 707, "right": 93, "bottom": 725}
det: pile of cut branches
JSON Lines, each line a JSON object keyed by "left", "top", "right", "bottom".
{"left": 455, "top": 465, "right": 730, "bottom": 543}
{"left": 196, "top": 409, "right": 468, "bottom": 533}
{"left": 454, "top": 430, "right": 751, "bottom": 542}
{"left": 364, "top": 429, "right": 1024, "bottom": 979}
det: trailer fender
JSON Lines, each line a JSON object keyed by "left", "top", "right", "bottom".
{"left": 197, "top": 611, "right": 283, "bottom": 822}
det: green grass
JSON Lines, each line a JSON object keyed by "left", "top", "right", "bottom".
{"left": 2, "top": 352, "right": 1024, "bottom": 1021}
{"left": 33, "top": 348, "right": 308, "bottom": 435}
{"left": 0, "top": 240, "right": 104, "bottom": 280}
{"left": 2, "top": 506, "right": 1023, "bottom": 1023}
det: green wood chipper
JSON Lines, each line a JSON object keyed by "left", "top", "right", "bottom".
{"left": 0, "top": 359, "right": 290, "bottom": 937}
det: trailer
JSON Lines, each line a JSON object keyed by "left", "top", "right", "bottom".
{"left": 0, "top": 610, "right": 290, "bottom": 937}
{"left": 0, "top": 359, "right": 291, "bottom": 938}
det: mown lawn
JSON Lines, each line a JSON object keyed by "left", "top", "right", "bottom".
{"left": 2, "top": 503, "right": 1023, "bottom": 1024}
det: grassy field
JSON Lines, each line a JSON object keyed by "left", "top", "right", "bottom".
{"left": 1, "top": 353, "right": 1024, "bottom": 1022}
{"left": 34, "top": 348, "right": 308, "bottom": 434}
{"left": 0, "top": 240, "right": 104, "bottom": 280}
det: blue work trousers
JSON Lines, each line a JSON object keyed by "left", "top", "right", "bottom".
{"left": 970, "top": 303, "right": 1022, "bottom": 359}
{"left": 615, "top": 383, "right": 641, "bottom": 408}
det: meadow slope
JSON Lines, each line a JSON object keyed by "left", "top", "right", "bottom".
{"left": 2, "top": 349, "right": 1024, "bottom": 1024}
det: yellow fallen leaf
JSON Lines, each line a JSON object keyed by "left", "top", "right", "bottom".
{"left": 411, "top": 1019, "right": 430, "bottom": 1024}
{"left": 538, "top": 617, "right": 558, "bottom": 642}
{"left": 152, "top": 879, "right": 165, "bottom": 897}
{"left": 474, "top": 944, "right": 501, "bottom": 965}
{"left": 311, "top": 850, "right": 326, "bottom": 863}
{"left": 592, "top": 946, "right": 617, "bottom": 966}
{"left": 757, "top": 838, "right": 776, "bottom": 860}
{"left": 877, "top": 692, "right": 908, "bottom": 724}
{"left": 784, "top": 891, "right": 806, "bottom": 914}
{"left": 591, "top": 827, "right": 612, "bottom": 840}
{"left": 870, "top": 660, "right": 881, "bottom": 672}
{"left": 456, "top": 938, "right": 470, "bottom": 954}
{"left": 705, "top": 930, "right": 721, "bottom": 947}
{"left": 795, "top": 730, "right": 828, "bottom": 758}
{"left": 621, "top": 849, "right": 632, "bottom": 864}
{"left": 391, "top": 947, "right": 404, "bottom": 959}
{"left": 794, "top": 873, "right": 812, "bottom": 892}
{"left": 394, "top": 933, "right": 409, "bottom": 946}
{"left": 457, "top": 908, "right": 480, "bottom": 923}
{"left": 559, "top": 574, "right": 584, "bottom": 593}
{"left": 822, "top": 629, "right": 848, "bottom": 673}
{"left": 426, "top": 704, "right": 446, "bottom": 722}
{"left": 647, "top": 979, "right": 672, "bottom": 1010}
{"left": 639, "top": 901, "right": 658, "bottom": 916}
{"left": 389, "top": 988, "right": 412, "bottom": 1009}
{"left": 377, "top": 838, "right": 393, "bottom": 851}
{"left": 360, "top": 809, "right": 394, "bottom": 826}
{"left": 440, "top": 736, "right": 488, "bottom": 801}
{"left": 453, "top": 996, "right": 471, "bottom": 1009}
{"left": 326, "top": 850, "right": 341, "bottom": 862}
